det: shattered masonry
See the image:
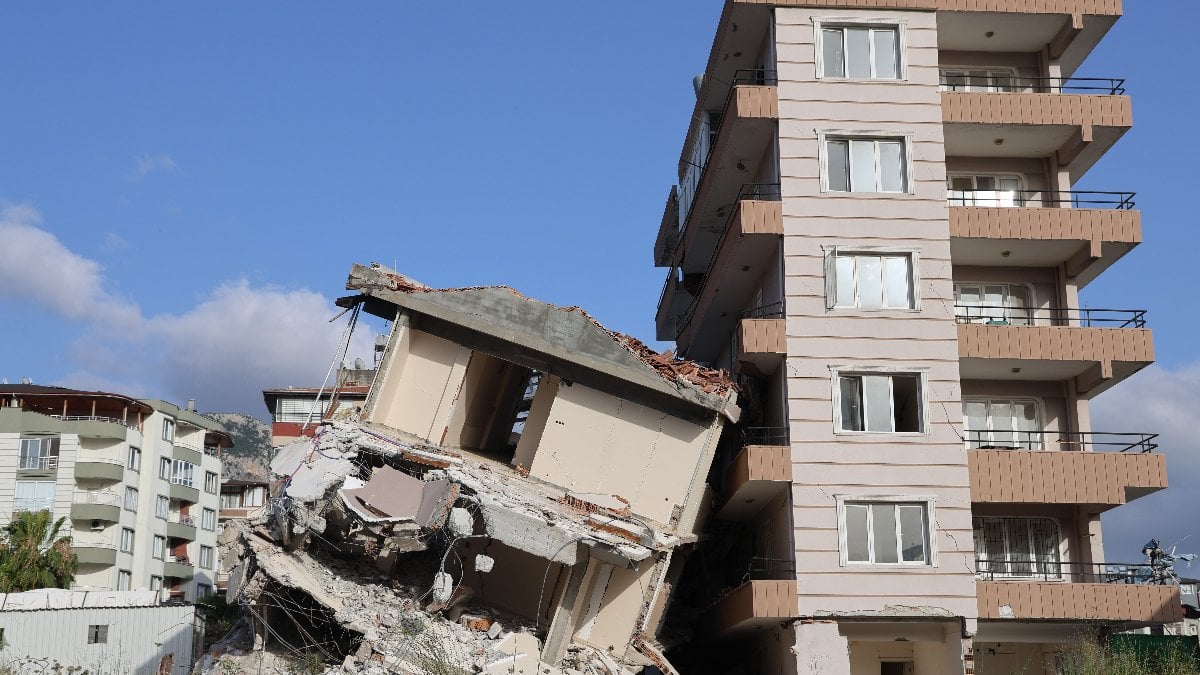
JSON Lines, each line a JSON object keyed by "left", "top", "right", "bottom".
{"left": 209, "top": 264, "right": 739, "bottom": 675}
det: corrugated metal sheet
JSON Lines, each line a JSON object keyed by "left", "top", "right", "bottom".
{"left": 0, "top": 604, "right": 195, "bottom": 675}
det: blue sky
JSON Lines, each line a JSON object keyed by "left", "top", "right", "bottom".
{"left": 0, "top": 2, "right": 1196, "bottom": 561}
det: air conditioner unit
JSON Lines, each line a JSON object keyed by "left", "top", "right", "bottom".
{"left": 90, "top": 520, "right": 103, "bottom": 532}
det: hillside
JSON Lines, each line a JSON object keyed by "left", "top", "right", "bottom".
{"left": 205, "top": 412, "right": 272, "bottom": 482}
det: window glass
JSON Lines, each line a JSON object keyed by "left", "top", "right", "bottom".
{"left": 882, "top": 256, "right": 912, "bottom": 308}
{"left": 872, "top": 504, "right": 899, "bottom": 563}
{"left": 839, "top": 377, "right": 864, "bottom": 432}
{"left": 863, "top": 375, "right": 893, "bottom": 432}
{"left": 873, "top": 29, "right": 898, "bottom": 79}
{"left": 849, "top": 140, "right": 876, "bottom": 192}
{"left": 846, "top": 504, "right": 870, "bottom": 562}
{"left": 835, "top": 256, "right": 856, "bottom": 308}
{"left": 857, "top": 256, "right": 884, "bottom": 309}
{"left": 846, "top": 28, "right": 872, "bottom": 78}
{"left": 826, "top": 140, "right": 850, "bottom": 191}
{"left": 899, "top": 505, "right": 927, "bottom": 562}
{"left": 822, "top": 28, "right": 845, "bottom": 77}
{"left": 878, "top": 141, "right": 904, "bottom": 193}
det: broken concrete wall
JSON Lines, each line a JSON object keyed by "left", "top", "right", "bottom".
{"left": 512, "top": 373, "right": 559, "bottom": 470}
{"left": 453, "top": 538, "right": 563, "bottom": 625}
{"left": 368, "top": 324, "right": 472, "bottom": 442}
{"left": 525, "top": 380, "right": 722, "bottom": 526}
{"left": 444, "top": 350, "right": 530, "bottom": 453}
{"left": 574, "top": 558, "right": 662, "bottom": 658}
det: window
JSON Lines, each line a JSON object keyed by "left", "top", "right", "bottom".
{"left": 202, "top": 508, "right": 216, "bottom": 531}
{"left": 963, "top": 398, "right": 1041, "bottom": 450}
{"left": 941, "top": 68, "right": 1017, "bottom": 93}
{"left": 843, "top": 501, "right": 930, "bottom": 564}
{"left": 87, "top": 624, "right": 109, "bottom": 644}
{"left": 117, "top": 570, "right": 131, "bottom": 591}
{"left": 974, "top": 517, "right": 1060, "bottom": 578}
{"left": 159, "top": 457, "right": 172, "bottom": 480}
{"left": 153, "top": 535, "right": 166, "bottom": 560}
{"left": 162, "top": 418, "right": 175, "bottom": 442}
{"left": 150, "top": 576, "right": 163, "bottom": 591}
{"left": 955, "top": 284, "right": 1033, "bottom": 326}
{"left": 14, "top": 480, "right": 55, "bottom": 513}
{"left": 120, "top": 528, "right": 134, "bottom": 553}
{"left": 274, "top": 398, "right": 328, "bottom": 423}
{"left": 126, "top": 446, "right": 141, "bottom": 471}
{"left": 821, "top": 25, "right": 900, "bottom": 79}
{"left": 171, "top": 460, "right": 195, "bottom": 487}
{"left": 825, "top": 137, "right": 907, "bottom": 193}
{"left": 156, "top": 495, "right": 170, "bottom": 519}
{"left": 18, "top": 437, "right": 60, "bottom": 470}
{"left": 831, "top": 252, "right": 914, "bottom": 310}
{"left": 837, "top": 372, "right": 923, "bottom": 433}
{"left": 123, "top": 487, "right": 139, "bottom": 512}
{"left": 199, "top": 546, "right": 213, "bottom": 570}
{"left": 204, "top": 471, "right": 219, "bottom": 494}
{"left": 947, "top": 174, "right": 1023, "bottom": 207}
{"left": 197, "top": 583, "right": 213, "bottom": 599}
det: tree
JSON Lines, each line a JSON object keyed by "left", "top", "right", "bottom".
{"left": 0, "top": 510, "right": 78, "bottom": 592}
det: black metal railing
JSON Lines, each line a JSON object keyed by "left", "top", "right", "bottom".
{"left": 976, "top": 559, "right": 1169, "bottom": 584}
{"left": 676, "top": 183, "right": 783, "bottom": 333}
{"left": 953, "top": 305, "right": 1147, "bottom": 328}
{"left": 742, "top": 556, "right": 796, "bottom": 583}
{"left": 741, "top": 426, "right": 790, "bottom": 447}
{"left": 676, "top": 69, "right": 779, "bottom": 237}
{"left": 965, "top": 431, "right": 1158, "bottom": 453}
{"left": 741, "top": 302, "right": 785, "bottom": 320}
{"left": 948, "top": 190, "right": 1135, "bottom": 210}
{"left": 940, "top": 75, "right": 1126, "bottom": 95}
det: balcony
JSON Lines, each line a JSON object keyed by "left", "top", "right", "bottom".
{"left": 736, "top": 306, "right": 787, "bottom": 375}
{"left": 956, "top": 306, "right": 1153, "bottom": 396}
{"left": 172, "top": 442, "right": 202, "bottom": 465}
{"left": 718, "top": 436, "right": 791, "bottom": 521}
{"left": 168, "top": 480, "right": 200, "bottom": 504}
{"left": 948, "top": 190, "right": 1140, "bottom": 285}
{"left": 977, "top": 562, "right": 1182, "bottom": 624}
{"left": 702, "top": 580, "right": 797, "bottom": 637}
{"left": 73, "top": 458, "right": 125, "bottom": 482}
{"left": 70, "top": 536, "right": 118, "bottom": 566}
{"left": 17, "top": 455, "right": 59, "bottom": 473}
{"left": 941, "top": 77, "right": 1131, "bottom": 181}
{"left": 167, "top": 515, "right": 197, "bottom": 542}
{"left": 51, "top": 415, "right": 133, "bottom": 441}
{"left": 667, "top": 183, "right": 783, "bottom": 358}
{"left": 13, "top": 498, "right": 55, "bottom": 514}
{"left": 164, "top": 556, "right": 195, "bottom": 580}
{"left": 70, "top": 491, "right": 121, "bottom": 522}
{"left": 969, "top": 435, "right": 1166, "bottom": 509}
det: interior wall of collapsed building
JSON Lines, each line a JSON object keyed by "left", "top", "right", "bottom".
{"left": 368, "top": 320, "right": 726, "bottom": 530}
{"left": 453, "top": 538, "right": 562, "bottom": 625}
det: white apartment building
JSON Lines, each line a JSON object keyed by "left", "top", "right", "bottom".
{"left": 0, "top": 386, "right": 229, "bottom": 602}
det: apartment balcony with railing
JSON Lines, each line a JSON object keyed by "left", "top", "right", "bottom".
{"left": 940, "top": 73, "right": 1131, "bottom": 181}
{"left": 70, "top": 533, "right": 118, "bottom": 566}
{"left": 70, "top": 490, "right": 121, "bottom": 522}
{"left": 956, "top": 304, "right": 1152, "bottom": 396}
{"left": 167, "top": 514, "right": 197, "bottom": 541}
{"left": 948, "top": 186, "right": 1140, "bottom": 285}
{"left": 718, "top": 426, "right": 792, "bottom": 522}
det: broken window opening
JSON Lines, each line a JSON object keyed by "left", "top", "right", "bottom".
{"left": 255, "top": 582, "right": 364, "bottom": 664}
{"left": 442, "top": 352, "right": 535, "bottom": 465}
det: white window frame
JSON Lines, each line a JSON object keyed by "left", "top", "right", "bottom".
{"left": 153, "top": 535, "right": 166, "bottom": 560}
{"left": 973, "top": 516, "right": 1062, "bottom": 579}
{"left": 159, "top": 457, "right": 172, "bottom": 480}
{"left": 962, "top": 397, "right": 1044, "bottom": 450}
{"left": 204, "top": 471, "right": 219, "bottom": 494}
{"left": 830, "top": 366, "right": 929, "bottom": 435}
{"left": 126, "top": 446, "right": 141, "bottom": 472}
{"left": 836, "top": 495, "right": 937, "bottom": 567}
{"left": 818, "top": 130, "right": 915, "bottom": 194}
{"left": 199, "top": 546, "right": 213, "bottom": 570}
{"left": 197, "top": 583, "right": 213, "bottom": 599}
{"left": 823, "top": 246, "right": 921, "bottom": 311}
{"left": 150, "top": 575, "right": 163, "bottom": 591}
{"left": 119, "top": 528, "right": 134, "bottom": 554}
{"left": 123, "top": 487, "right": 138, "bottom": 512}
{"left": 201, "top": 508, "right": 216, "bottom": 531}
{"left": 155, "top": 495, "right": 169, "bottom": 520}
{"left": 162, "top": 418, "right": 175, "bottom": 442}
{"left": 947, "top": 173, "right": 1026, "bottom": 207}
{"left": 814, "top": 18, "right": 907, "bottom": 81}
{"left": 14, "top": 480, "right": 56, "bottom": 513}
{"left": 954, "top": 282, "right": 1037, "bottom": 326}
{"left": 18, "top": 437, "right": 60, "bottom": 470}
{"left": 171, "top": 460, "right": 195, "bottom": 488}
{"left": 940, "top": 66, "right": 1020, "bottom": 93}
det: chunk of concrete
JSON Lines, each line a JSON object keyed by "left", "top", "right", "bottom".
{"left": 431, "top": 571, "right": 454, "bottom": 604}
{"left": 475, "top": 554, "right": 495, "bottom": 573}
{"left": 448, "top": 507, "right": 474, "bottom": 537}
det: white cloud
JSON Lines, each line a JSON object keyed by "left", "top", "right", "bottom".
{"left": 125, "top": 153, "right": 178, "bottom": 182}
{"left": 2, "top": 205, "right": 376, "bottom": 418}
{"left": 1096, "top": 362, "right": 1200, "bottom": 563}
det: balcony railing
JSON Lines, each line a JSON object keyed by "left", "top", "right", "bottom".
{"left": 740, "top": 556, "right": 796, "bottom": 585}
{"left": 73, "top": 490, "right": 121, "bottom": 507}
{"left": 167, "top": 555, "right": 192, "bottom": 566}
{"left": 741, "top": 426, "right": 790, "bottom": 446}
{"left": 170, "top": 515, "right": 196, "bottom": 527}
{"left": 954, "top": 305, "right": 1147, "bottom": 328}
{"left": 18, "top": 455, "right": 59, "bottom": 470}
{"left": 70, "top": 536, "right": 117, "bottom": 550}
{"left": 678, "top": 183, "right": 783, "bottom": 331}
{"left": 50, "top": 414, "right": 138, "bottom": 429}
{"left": 676, "top": 70, "right": 779, "bottom": 235}
{"left": 13, "top": 498, "right": 54, "bottom": 512}
{"left": 939, "top": 75, "right": 1126, "bottom": 95}
{"left": 741, "top": 302, "right": 785, "bottom": 320}
{"left": 947, "top": 190, "right": 1135, "bottom": 210}
{"left": 976, "top": 559, "right": 1176, "bottom": 584}
{"left": 965, "top": 431, "right": 1158, "bottom": 453}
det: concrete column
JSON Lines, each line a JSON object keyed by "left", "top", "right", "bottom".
{"left": 793, "top": 621, "right": 851, "bottom": 675}
{"left": 541, "top": 552, "right": 591, "bottom": 665}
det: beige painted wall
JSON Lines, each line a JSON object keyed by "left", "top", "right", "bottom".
{"left": 455, "top": 539, "right": 561, "bottom": 624}
{"left": 371, "top": 327, "right": 472, "bottom": 442}
{"left": 776, "top": 7, "right": 976, "bottom": 619}
{"left": 513, "top": 375, "right": 559, "bottom": 471}
{"left": 528, "top": 382, "right": 716, "bottom": 526}
{"left": 575, "top": 560, "right": 660, "bottom": 655}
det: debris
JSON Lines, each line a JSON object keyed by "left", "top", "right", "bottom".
{"left": 474, "top": 554, "right": 495, "bottom": 573}
{"left": 448, "top": 507, "right": 474, "bottom": 538}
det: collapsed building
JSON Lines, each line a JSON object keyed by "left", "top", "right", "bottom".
{"left": 215, "top": 263, "right": 741, "bottom": 674}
